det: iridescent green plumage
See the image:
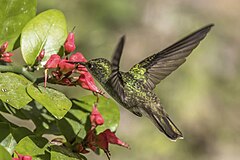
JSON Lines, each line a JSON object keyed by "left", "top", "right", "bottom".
{"left": 80, "top": 24, "right": 213, "bottom": 140}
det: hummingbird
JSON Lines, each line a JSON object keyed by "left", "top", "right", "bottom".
{"left": 74, "top": 24, "right": 213, "bottom": 141}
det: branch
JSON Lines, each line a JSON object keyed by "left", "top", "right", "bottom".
{"left": 0, "top": 65, "right": 36, "bottom": 82}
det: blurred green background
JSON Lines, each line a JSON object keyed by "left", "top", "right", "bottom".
{"left": 37, "top": 0, "right": 240, "bottom": 159}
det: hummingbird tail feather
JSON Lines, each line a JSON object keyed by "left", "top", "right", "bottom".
{"left": 149, "top": 110, "right": 183, "bottom": 141}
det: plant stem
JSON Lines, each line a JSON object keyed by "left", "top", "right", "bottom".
{"left": 0, "top": 65, "right": 36, "bottom": 82}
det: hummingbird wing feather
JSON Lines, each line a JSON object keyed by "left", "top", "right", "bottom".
{"left": 106, "top": 72, "right": 125, "bottom": 101}
{"left": 107, "top": 36, "right": 126, "bottom": 101}
{"left": 128, "top": 24, "right": 214, "bottom": 90}
{"left": 111, "top": 36, "right": 125, "bottom": 72}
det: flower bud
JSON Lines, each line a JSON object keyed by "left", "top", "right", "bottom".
{"left": 37, "top": 49, "right": 45, "bottom": 62}
{"left": 1, "top": 52, "right": 13, "bottom": 57}
{"left": 0, "top": 56, "right": 12, "bottom": 63}
{"left": 64, "top": 32, "right": 76, "bottom": 54}
{"left": 14, "top": 151, "right": 24, "bottom": 160}
{"left": 90, "top": 104, "right": 104, "bottom": 128}
{"left": 0, "top": 41, "right": 8, "bottom": 53}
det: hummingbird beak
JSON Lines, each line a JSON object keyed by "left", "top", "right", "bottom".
{"left": 69, "top": 61, "right": 86, "bottom": 66}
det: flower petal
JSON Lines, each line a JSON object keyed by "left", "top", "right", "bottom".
{"left": 44, "top": 54, "right": 61, "bottom": 69}
{"left": 59, "top": 59, "right": 75, "bottom": 73}
{"left": 78, "top": 72, "right": 100, "bottom": 93}
{"left": 90, "top": 104, "right": 104, "bottom": 128}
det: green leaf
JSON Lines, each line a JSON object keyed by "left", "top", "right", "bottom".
{"left": 15, "top": 136, "right": 49, "bottom": 160}
{"left": 21, "top": 9, "right": 68, "bottom": 66}
{"left": 0, "top": 123, "right": 16, "bottom": 155}
{"left": 0, "top": 72, "right": 32, "bottom": 109}
{"left": 27, "top": 85, "right": 72, "bottom": 119}
{"left": 58, "top": 95, "right": 120, "bottom": 141}
{"left": 0, "top": 145, "right": 11, "bottom": 160}
{"left": 0, "top": 122, "right": 32, "bottom": 155}
{"left": 11, "top": 127, "right": 33, "bottom": 142}
{"left": 51, "top": 151, "right": 79, "bottom": 160}
{"left": 1, "top": 134, "right": 16, "bottom": 155}
{"left": 0, "top": 0, "right": 36, "bottom": 51}
{"left": 51, "top": 145, "right": 85, "bottom": 160}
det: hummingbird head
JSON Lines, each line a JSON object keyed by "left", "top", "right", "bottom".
{"left": 84, "top": 58, "right": 112, "bottom": 83}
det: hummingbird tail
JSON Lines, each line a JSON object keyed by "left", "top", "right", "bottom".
{"left": 148, "top": 109, "right": 184, "bottom": 141}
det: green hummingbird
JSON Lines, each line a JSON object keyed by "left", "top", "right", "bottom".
{"left": 75, "top": 24, "right": 213, "bottom": 141}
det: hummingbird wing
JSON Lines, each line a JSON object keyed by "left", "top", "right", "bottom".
{"left": 106, "top": 36, "right": 126, "bottom": 101}
{"left": 128, "top": 24, "right": 214, "bottom": 90}
{"left": 111, "top": 36, "right": 125, "bottom": 72}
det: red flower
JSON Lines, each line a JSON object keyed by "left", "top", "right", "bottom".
{"left": 13, "top": 151, "right": 32, "bottom": 160}
{"left": 78, "top": 72, "right": 100, "bottom": 93}
{"left": 69, "top": 52, "right": 88, "bottom": 73}
{"left": 69, "top": 52, "right": 87, "bottom": 62}
{"left": 44, "top": 54, "right": 61, "bottom": 69}
{"left": 90, "top": 104, "right": 104, "bottom": 129}
{"left": 22, "top": 156, "right": 32, "bottom": 160}
{"left": 1, "top": 52, "right": 13, "bottom": 57}
{"left": 37, "top": 49, "right": 45, "bottom": 62}
{"left": 96, "top": 129, "right": 129, "bottom": 159}
{"left": 51, "top": 70, "right": 62, "bottom": 80}
{"left": 101, "top": 129, "right": 129, "bottom": 148}
{"left": 64, "top": 32, "right": 76, "bottom": 53}
{"left": 0, "top": 56, "right": 12, "bottom": 63}
{"left": 75, "top": 143, "right": 90, "bottom": 154}
{"left": 58, "top": 59, "right": 75, "bottom": 73}
{"left": 85, "top": 129, "right": 97, "bottom": 152}
{"left": 0, "top": 42, "right": 13, "bottom": 63}
{"left": 96, "top": 129, "right": 129, "bottom": 150}
{"left": 96, "top": 131, "right": 109, "bottom": 153}
{"left": 0, "top": 42, "right": 8, "bottom": 53}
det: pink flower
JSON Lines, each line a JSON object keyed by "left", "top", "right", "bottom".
{"left": 78, "top": 72, "right": 100, "bottom": 93}
{"left": 90, "top": 104, "right": 104, "bottom": 128}
{"left": 22, "top": 156, "right": 32, "bottom": 160}
{"left": 44, "top": 54, "right": 61, "bottom": 69}
{"left": 58, "top": 59, "right": 75, "bottom": 73}
{"left": 13, "top": 151, "right": 32, "bottom": 160}
{"left": 0, "top": 42, "right": 8, "bottom": 53}
{"left": 69, "top": 52, "right": 88, "bottom": 73}
{"left": 1, "top": 52, "right": 13, "bottom": 57}
{"left": 69, "top": 52, "right": 87, "bottom": 62}
{"left": 0, "top": 42, "right": 13, "bottom": 63}
{"left": 37, "top": 49, "right": 45, "bottom": 62}
{"left": 0, "top": 56, "right": 12, "bottom": 63}
{"left": 64, "top": 32, "right": 76, "bottom": 53}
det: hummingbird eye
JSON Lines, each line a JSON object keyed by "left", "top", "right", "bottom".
{"left": 87, "top": 63, "right": 93, "bottom": 69}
